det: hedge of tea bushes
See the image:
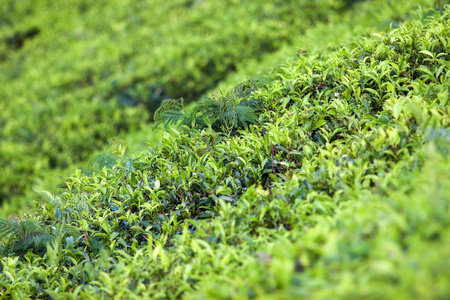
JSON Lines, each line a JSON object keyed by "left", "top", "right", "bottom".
{"left": 1, "top": 7, "right": 449, "bottom": 298}
{"left": 0, "top": 0, "right": 437, "bottom": 214}
{"left": 1, "top": 0, "right": 358, "bottom": 206}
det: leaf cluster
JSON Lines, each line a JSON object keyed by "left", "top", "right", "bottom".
{"left": 0, "top": 218, "right": 54, "bottom": 256}
{"left": 154, "top": 80, "right": 261, "bottom": 136}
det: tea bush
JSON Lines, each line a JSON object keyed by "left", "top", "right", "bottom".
{"left": 0, "top": 6, "right": 448, "bottom": 298}
{"left": 0, "top": 0, "right": 435, "bottom": 214}
{"left": 1, "top": 0, "right": 356, "bottom": 206}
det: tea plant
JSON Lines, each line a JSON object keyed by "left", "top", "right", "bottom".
{"left": 0, "top": 0, "right": 359, "bottom": 208}
{"left": 1, "top": 6, "right": 449, "bottom": 298}
{"left": 0, "top": 0, "right": 435, "bottom": 216}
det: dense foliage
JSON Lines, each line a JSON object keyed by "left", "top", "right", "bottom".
{"left": 0, "top": 0, "right": 436, "bottom": 213}
{"left": 0, "top": 5, "right": 448, "bottom": 298}
{"left": 0, "top": 0, "right": 356, "bottom": 206}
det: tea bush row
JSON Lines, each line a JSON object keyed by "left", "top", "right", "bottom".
{"left": 0, "top": 7, "right": 449, "bottom": 298}
{"left": 0, "top": 0, "right": 355, "bottom": 205}
{"left": 0, "top": 0, "right": 435, "bottom": 214}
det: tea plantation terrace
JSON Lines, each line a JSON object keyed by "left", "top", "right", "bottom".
{"left": 0, "top": 5, "right": 449, "bottom": 299}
